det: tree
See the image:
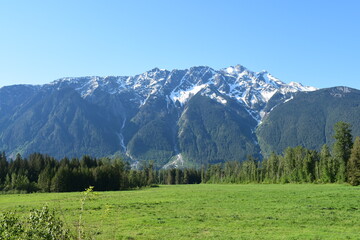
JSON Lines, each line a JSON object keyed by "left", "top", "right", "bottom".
{"left": 265, "top": 152, "right": 279, "bottom": 183}
{"left": 28, "top": 153, "right": 45, "bottom": 182}
{"left": 38, "top": 167, "right": 53, "bottom": 192}
{"left": 166, "top": 169, "right": 175, "bottom": 185}
{"left": 333, "top": 121, "right": 353, "bottom": 182}
{"left": 302, "top": 150, "right": 318, "bottom": 183}
{"left": 183, "top": 169, "right": 189, "bottom": 184}
{"left": 128, "top": 170, "right": 140, "bottom": 188}
{"left": 51, "top": 166, "right": 72, "bottom": 192}
{"left": 347, "top": 137, "right": 360, "bottom": 186}
{"left": 282, "top": 147, "right": 295, "bottom": 183}
{"left": 319, "top": 144, "right": 333, "bottom": 182}
{"left": 0, "top": 152, "right": 8, "bottom": 185}
{"left": 175, "top": 169, "right": 181, "bottom": 184}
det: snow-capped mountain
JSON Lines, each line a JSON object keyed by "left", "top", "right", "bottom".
{"left": 48, "top": 64, "right": 316, "bottom": 122}
{"left": 0, "top": 64, "right": 326, "bottom": 168}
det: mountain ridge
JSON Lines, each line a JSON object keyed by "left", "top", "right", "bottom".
{"left": 1, "top": 64, "right": 343, "bottom": 168}
{"left": 257, "top": 86, "right": 360, "bottom": 157}
{"left": 46, "top": 64, "right": 317, "bottom": 120}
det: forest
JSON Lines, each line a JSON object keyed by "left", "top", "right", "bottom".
{"left": 0, "top": 121, "right": 360, "bottom": 194}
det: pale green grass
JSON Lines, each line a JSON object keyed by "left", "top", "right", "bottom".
{"left": 0, "top": 184, "right": 359, "bottom": 239}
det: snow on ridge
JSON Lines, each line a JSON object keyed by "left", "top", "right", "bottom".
{"left": 170, "top": 83, "right": 208, "bottom": 105}
{"left": 169, "top": 67, "right": 215, "bottom": 106}
{"left": 288, "top": 81, "right": 317, "bottom": 92}
{"left": 226, "top": 67, "right": 235, "bottom": 74}
{"left": 260, "top": 89, "right": 278, "bottom": 102}
{"left": 201, "top": 87, "right": 228, "bottom": 105}
{"left": 48, "top": 76, "right": 131, "bottom": 97}
{"left": 81, "top": 77, "right": 100, "bottom": 97}
{"left": 43, "top": 65, "right": 316, "bottom": 111}
{"left": 267, "top": 73, "right": 283, "bottom": 84}
{"left": 211, "top": 94, "right": 227, "bottom": 105}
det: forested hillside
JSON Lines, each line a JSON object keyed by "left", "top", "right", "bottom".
{"left": 257, "top": 87, "right": 360, "bottom": 157}
{"left": 2, "top": 121, "right": 360, "bottom": 194}
{"left": 1, "top": 66, "right": 360, "bottom": 168}
{"left": 0, "top": 65, "right": 317, "bottom": 167}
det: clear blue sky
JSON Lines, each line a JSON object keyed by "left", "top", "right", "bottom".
{"left": 0, "top": 0, "right": 359, "bottom": 89}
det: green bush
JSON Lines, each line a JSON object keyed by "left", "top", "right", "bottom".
{"left": 0, "top": 206, "right": 72, "bottom": 240}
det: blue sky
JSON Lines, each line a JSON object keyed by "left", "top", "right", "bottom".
{"left": 0, "top": 0, "right": 359, "bottom": 89}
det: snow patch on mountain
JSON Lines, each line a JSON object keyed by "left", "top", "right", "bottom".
{"left": 163, "top": 153, "right": 185, "bottom": 169}
{"left": 47, "top": 64, "right": 316, "bottom": 121}
{"left": 202, "top": 87, "right": 228, "bottom": 105}
{"left": 170, "top": 84, "right": 208, "bottom": 105}
{"left": 284, "top": 96, "right": 294, "bottom": 103}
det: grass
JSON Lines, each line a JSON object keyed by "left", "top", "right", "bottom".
{"left": 1, "top": 184, "right": 360, "bottom": 239}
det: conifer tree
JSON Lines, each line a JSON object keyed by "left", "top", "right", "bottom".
{"left": 319, "top": 144, "right": 332, "bottom": 182}
{"left": 51, "top": 166, "right": 72, "bottom": 192}
{"left": 266, "top": 152, "right": 279, "bottom": 183}
{"left": 333, "top": 121, "right": 353, "bottom": 182}
{"left": 37, "top": 167, "right": 53, "bottom": 192}
{"left": 347, "top": 137, "right": 360, "bottom": 186}
{"left": 0, "top": 152, "right": 8, "bottom": 184}
{"left": 183, "top": 169, "right": 189, "bottom": 184}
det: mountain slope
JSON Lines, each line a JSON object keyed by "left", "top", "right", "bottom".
{"left": 178, "top": 92, "right": 260, "bottom": 165}
{"left": 0, "top": 64, "right": 317, "bottom": 166}
{"left": 257, "top": 87, "right": 360, "bottom": 157}
{"left": 0, "top": 88, "right": 120, "bottom": 159}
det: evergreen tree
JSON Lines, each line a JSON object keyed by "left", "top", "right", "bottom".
{"left": 303, "top": 150, "right": 318, "bottom": 183}
{"left": 277, "top": 156, "right": 285, "bottom": 183}
{"left": 28, "top": 153, "right": 45, "bottom": 182}
{"left": 37, "top": 167, "right": 53, "bottom": 192}
{"left": 146, "top": 161, "right": 155, "bottom": 185}
{"left": 175, "top": 169, "right": 182, "bottom": 184}
{"left": 319, "top": 144, "right": 332, "bottom": 182}
{"left": 248, "top": 156, "right": 258, "bottom": 183}
{"left": 3, "top": 174, "right": 11, "bottom": 191}
{"left": 333, "top": 121, "right": 353, "bottom": 182}
{"left": 0, "top": 152, "right": 8, "bottom": 184}
{"left": 128, "top": 170, "right": 140, "bottom": 188}
{"left": 200, "top": 166, "right": 207, "bottom": 183}
{"left": 183, "top": 169, "right": 189, "bottom": 184}
{"left": 51, "top": 166, "right": 72, "bottom": 192}
{"left": 10, "top": 172, "right": 35, "bottom": 192}
{"left": 347, "top": 137, "right": 360, "bottom": 186}
{"left": 166, "top": 169, "right": 175, "bottom": 185}
{"left": 265, "top": 152, "right": 279, "bottom": 183}
{"left": 282, "top": 147, "right": 295, "bottom": 183}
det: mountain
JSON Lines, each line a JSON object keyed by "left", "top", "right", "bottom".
{"left": 257, "top": 87, "right": 360, "bottom": 157}
{"left": 0, "top": 64, "right": 324, "bottom": 167}
{"left": 0, "top": 87, "right": 120, "bottom": 158}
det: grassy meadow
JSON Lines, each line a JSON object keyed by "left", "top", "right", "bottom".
{"left": 1, "top": 184, "right": 359, "bottom": 239}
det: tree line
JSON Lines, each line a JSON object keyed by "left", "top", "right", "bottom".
{"left": 202, "top": 122, "right": 360, "bottom": 186}
{"left": 0, "top": 121, "right": 360, "bottom": 193}
{"left": 0, "top": 152, "right": 204, "bottom": 193}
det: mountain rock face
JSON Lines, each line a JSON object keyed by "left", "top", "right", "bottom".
{"left": 0, "top": 64, "right": 345, "bottom": 168}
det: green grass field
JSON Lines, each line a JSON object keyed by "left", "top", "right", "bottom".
{"left": 1, "top": 184, "right": 359, "bottom": 239}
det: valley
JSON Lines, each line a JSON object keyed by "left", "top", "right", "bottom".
{"left": 1, "top": 184, "right": 359, "bottom": 239}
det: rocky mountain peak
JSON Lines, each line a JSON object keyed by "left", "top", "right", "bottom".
{"left": 42, "top": 65, "right": 316, "bottom": 122}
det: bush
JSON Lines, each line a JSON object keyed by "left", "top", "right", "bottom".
{"left": 0, "top": 212, "right": 23, "bottom": 240}
{"left": 0, "top": 206, "right": 72, "bottom": 240}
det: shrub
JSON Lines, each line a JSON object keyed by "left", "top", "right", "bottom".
{"left": 0, "top": 206, "right": 72, "bottom": 240}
